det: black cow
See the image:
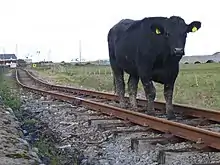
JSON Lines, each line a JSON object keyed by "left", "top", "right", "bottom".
{"left": 107, "top": 16, "right": 201, "bottom": 119}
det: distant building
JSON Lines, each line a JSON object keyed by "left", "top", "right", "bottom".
{"left": 92, "top": 53, "right": 220, "bottom": 66}
{"left": 180, "top": 53, "right": 220, "bottom": 64}
{"left": 0, "top": 54, "right": 17, "bottom": 68}
{"left": 92, "top": 59, "right": 110, "bottom": 65}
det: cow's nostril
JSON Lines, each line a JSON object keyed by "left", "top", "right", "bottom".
{"left": 173, "top": 48, "right": 184, "bottom": 56}
{"left": 173, "top": 48, "right": 184, "bottom": 54}
{"left": 174, "top": 48, "right": 183, "bottom": 52}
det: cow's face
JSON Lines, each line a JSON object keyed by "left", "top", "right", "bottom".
{"left": 150, "top": 16, "right": 201, "bottom": 56}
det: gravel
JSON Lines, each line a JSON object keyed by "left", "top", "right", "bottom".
{"left": 16, "top": 89, "right": 220, "bottom": 165}
{"left": 16, "top": 69, "right": 220, "bottom": 164}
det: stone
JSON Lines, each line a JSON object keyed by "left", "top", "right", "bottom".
{"left": 4, "top": 111, "right": 10, "bottom": 114}
{"left": 40, "top": 97, "right": 45, "bottom": 100}
{"left": 6, "top": 107, "right": 14, "bottom": 115}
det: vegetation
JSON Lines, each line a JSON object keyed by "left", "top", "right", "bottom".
{"left": 0, "top": 70, "right": 61, "bottom": 164}
{"left": 34, "top": 63, "right": 220, "bottom": 110}
{"left": 0, "top": 71, "right": 21, "bottom": 110}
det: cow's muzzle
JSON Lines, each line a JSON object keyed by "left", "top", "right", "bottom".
{"left": 173, "top": 48, "right": 184, "bottom": 56}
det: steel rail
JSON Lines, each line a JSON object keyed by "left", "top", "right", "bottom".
{"left": 25, "top": 69, "right": 220, "bottom": 122}
{"left": 16, "top": 69, "right": 220, "bottom": 150}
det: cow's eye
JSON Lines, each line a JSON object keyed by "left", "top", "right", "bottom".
{"left": 155, "top": 28, "right": 161, "bottom": 34}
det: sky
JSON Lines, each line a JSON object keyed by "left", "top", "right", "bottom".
{"left": 0, "top": 0, "right": 219, "bottom": 62}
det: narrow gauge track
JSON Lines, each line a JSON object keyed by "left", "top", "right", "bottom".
{"left": 16, "top": 68, "right": 220, "bottom": 150}
{"left": 26, "top": 69, "right": 220, "bottom": 123}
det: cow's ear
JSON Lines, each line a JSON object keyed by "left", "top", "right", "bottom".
{"left": 150, "top": 24, "right": 164, "bottom": 35}
{"left": 187, "top": 21, "right": 201, "bottom": 33}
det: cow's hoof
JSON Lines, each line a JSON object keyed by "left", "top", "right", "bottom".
{"left": 167, "top": 111, "right": 176, "bottom": 120}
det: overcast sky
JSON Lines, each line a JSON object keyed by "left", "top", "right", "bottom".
{"left": 1, "top": 0, "right": 219, "bottom": 62}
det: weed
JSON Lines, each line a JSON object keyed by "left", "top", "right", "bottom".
{"left": 0, "top": 72, "right": 21, "bottom": 110}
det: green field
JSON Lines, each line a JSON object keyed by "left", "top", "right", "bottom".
{"left": 34, "top": 63, "right": 220, "bottom": 110}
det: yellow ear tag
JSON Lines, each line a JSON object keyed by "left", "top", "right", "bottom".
{"left": 155, "top": 28, "right": 161, "bottom": 34}
{"left": 192, "top": 26, "right": 197, "bottom": 32}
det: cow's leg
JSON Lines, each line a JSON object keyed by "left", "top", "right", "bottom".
{"left": 164, "top": 84, "right": 176, "bottom": 120}
{"left": 141, "top": 78, "right": 156, "bottom": 115}
{"left": 127, "top": 75, "right": 139, "bottom": 109}
{"left": 113, "top": 75, "right": 116, "bottom": 94}
{"left": 112, "top": 70, "right": 127, "bottom": 108}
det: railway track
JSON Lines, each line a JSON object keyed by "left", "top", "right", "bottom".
{"left": 27, "top": 69, "right": 220, "bottom": 123}
{"left": 16, "top": 68, "right": 220, "bottom": 152}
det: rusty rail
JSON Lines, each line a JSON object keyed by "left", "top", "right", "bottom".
{"left": 16, "top": 69, "right": 220, "bottom": 150}
{"left": 25, "top": 69, "right": 220, "bottom": 123}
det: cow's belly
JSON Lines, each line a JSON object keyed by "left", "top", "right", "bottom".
{"left": 117, "top": 57, "right": 138, "bottom": 76}
{"left": 151, "top": 68, "right": 168, "bottom": 84}
{"left": 122, "top": 64, "right": 138, "bottom": 76}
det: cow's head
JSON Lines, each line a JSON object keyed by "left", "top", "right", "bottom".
{"left": 150, "top": 16, "right": 201, "bottom": 56}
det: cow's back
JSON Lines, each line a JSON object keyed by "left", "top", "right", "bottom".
{"left": 107, "top": 19, "right": 137, "bottom": 43}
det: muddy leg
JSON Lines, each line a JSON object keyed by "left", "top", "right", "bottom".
{"left": 141, "top": 79, "right": 156, "bottom": 115}
{"left": 114, "top": 72, "right": 127, "bottom": 108}
{"left": 128, "top": 75, "right": 139, "bottom": 109}
{"left": 151, "top": 82, "right": 156, "bottom": 101}
{"left": 164, "top": 84, "right": 176, "bottom": 120}
{"left": 113, "top": 75, "right": 116, "bottom": 94}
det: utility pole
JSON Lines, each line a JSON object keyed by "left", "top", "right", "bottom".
{"left": 15, "top": 44, "right": 18, "bottom": 58}
{"left": 36, "top": 50, "right": 40, "bottom": 62}
{"left": 48, "top": 49, "right": 51, "bottom": 62}
{"left": 3, "top": 47, "right": 5, "bottom": 65}
{"left": 79, "top": 40, "right": 82, "bottom": 63}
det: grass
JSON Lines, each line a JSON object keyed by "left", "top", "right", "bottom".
{"left": 0, "top": 70, "right": 21, "bottom": 110}
{"left": 33, "top": 138, "right": 59, "bottom": 165}
{"left": 33, "top": 63, "right": 220, "bottom": 110}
